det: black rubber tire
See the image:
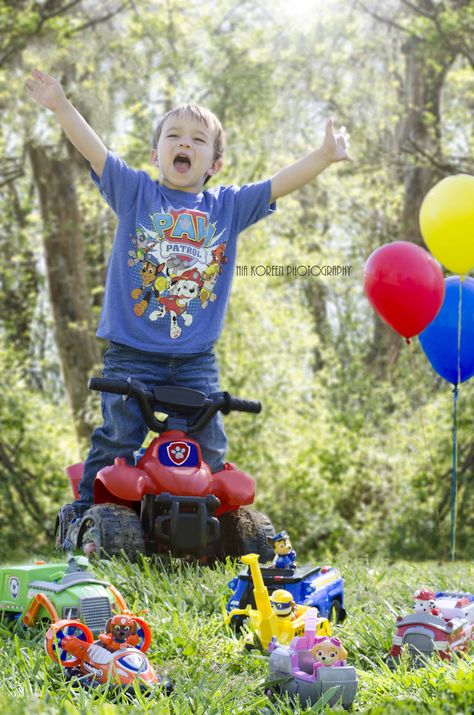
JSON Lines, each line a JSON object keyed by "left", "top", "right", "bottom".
{"left": 77, "top": 503, "right": 145, "bottom": 560}
{"left": 386, "top": 655, "right": 399, "bottom": 671}
{"left": 54, "top": 503, "right": 79, "bottom": 551}
{"left": 217, "top": 508, "right": 275, "bottom": 562}
{"left": 228, "top": 614, "right": 247, "bottom": 632}
{"left": 329, "top": 599, "right": 343, "bottom": 624}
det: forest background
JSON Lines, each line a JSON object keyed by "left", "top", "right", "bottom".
{"left": 1, "top": 0, "right": 473, "bottom": 563}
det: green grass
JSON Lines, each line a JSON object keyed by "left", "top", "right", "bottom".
{"left": 1, "top": 556, "right": 474, "bottom": 713}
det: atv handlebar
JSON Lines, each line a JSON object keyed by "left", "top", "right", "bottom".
{"left": 222, "top": 395, "right": 262, "bottom": 415}
{"left": 87, "top": 377, "right": 261, "bottom": 434}
{"left": 88, "top": 377, "right": 132, "bottom": 395}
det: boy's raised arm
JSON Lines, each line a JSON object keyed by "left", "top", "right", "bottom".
{"left": 25, "top": 69, "right": 108, "bottom": 178}
{"left": 270, "top": 119, "right": 351, "bottom": 202}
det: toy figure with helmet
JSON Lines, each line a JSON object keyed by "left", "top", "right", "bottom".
{"left": 271, "top": 531, "right": 296, "bottom": 570}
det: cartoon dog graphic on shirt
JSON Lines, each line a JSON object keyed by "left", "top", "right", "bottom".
{"left": 199, "top": 242, "right": 227, "bottom": 308}
{"left": 200, "top": 262, "right": 219, "bottom": 308}
{"left": 128, "top": 228, "right": 152, "bottom": 267}
{"left": 149, "top": 268, "right": 203, "bottom": 338}
{"left": 211, "top": 243, "right": 228, "bottom": 271}
{"left": 130, "top": 253, "right": 167, "bottom": 317}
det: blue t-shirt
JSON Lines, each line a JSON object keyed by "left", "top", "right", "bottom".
{"left": 91, "top": 152, "right": 276, "bottom": 354}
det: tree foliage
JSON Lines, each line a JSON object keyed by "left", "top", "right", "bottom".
{"left": 0, "top": 0, "right": 473, "bottom": 561}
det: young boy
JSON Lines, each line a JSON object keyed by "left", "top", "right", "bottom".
{"left": 26, "top": 69, "right": 351, "bottom": 547}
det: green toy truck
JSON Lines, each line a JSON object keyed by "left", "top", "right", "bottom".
{"left": 0, "top": 555, "right": 127, "bottom": 635}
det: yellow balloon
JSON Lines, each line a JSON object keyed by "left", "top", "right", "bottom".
{"left": 419, "top": 174, "right": 474, "bottom": 274}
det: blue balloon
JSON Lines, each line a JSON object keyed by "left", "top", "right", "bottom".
{"left": 419, "top": 276, "right": 474, "bottom": 384}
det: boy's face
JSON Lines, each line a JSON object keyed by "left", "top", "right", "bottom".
{"left": 151, "top": 114, "right": 223, "bottom": 193}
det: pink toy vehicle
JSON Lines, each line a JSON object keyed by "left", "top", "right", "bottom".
{"left": 266, "top": 610, "right": 357, "bottom": 709}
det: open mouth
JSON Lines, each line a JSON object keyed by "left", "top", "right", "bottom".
{"left": 173, "top": 154, "right": 191, "bottom": 174}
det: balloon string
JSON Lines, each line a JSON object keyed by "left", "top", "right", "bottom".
{"left": 449, "top": 278, "right": 463, "bottom": 561}
{"left": 450, "top": 384, "right": 458, "bottom": 561}
{"left": 457, "top": 279, "right": 463, "bottom": 386}
{"left": 412, "top": 342, "right": 449, "bottom": 559}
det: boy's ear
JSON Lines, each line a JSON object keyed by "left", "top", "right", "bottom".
{"left": 207, "top": 157, "right": 223, "bottom": 177}
{"left": 150, "top": 149, "right": 159, "bottom": 167}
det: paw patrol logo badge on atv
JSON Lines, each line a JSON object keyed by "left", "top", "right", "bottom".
{"left": 166, "top": 441, "right": 191, "bottom": 465}
{"left": 159, "top": 440, "right": 199, "bottom": 467}
{"left": 9, "top": 577, "right": 20, "bottom": 599}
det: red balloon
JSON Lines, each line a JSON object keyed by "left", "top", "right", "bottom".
{"left": 363, "top": 241, "right": 445, "bottom": 340}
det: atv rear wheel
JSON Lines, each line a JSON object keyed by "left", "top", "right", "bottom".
{"left": 77, "top": 504, "right": 145, "bottom": 560}
{"left": 217, "top": 508, "right": 275, "bottom": 562}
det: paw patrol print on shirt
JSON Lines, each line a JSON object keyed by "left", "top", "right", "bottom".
{"left": 129, "top": 208, "right": 228, "bottom": 339}
{"left": 90, "top": 153, "right": 275, "bottom": 352}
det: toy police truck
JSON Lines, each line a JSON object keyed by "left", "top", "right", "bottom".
{"left": 227, "top": 561, "right": 346, "bottom": 624}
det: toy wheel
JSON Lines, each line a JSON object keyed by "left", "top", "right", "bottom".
{"left": 77, "top": 503, "right": 145, "bottom": 560}
{"left": 329, "top": 599, "right": 345, "bottom": 624}
{"left": 45, "top": 619, "right": 94, "bottom": 667}
{"left": 53, "top": 503, "right": 77, "bottom": 550}
{"left": 229, "top": 614, "right": 248, "bottom": 632}
{"left": 386, "top": 655, "right": 399, "bottom": 671}
{"left": 218, "top": 508, "right": 275, "bottom": 562}
{"left": 131, "top": 616, "right": 152, "bottom": 653}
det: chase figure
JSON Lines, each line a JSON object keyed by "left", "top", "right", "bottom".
{"left": 271, "top": 530, "right": 297, "bottom": 570}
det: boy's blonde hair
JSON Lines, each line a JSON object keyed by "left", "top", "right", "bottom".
{"left": 152, "top": 104, "right": 225, "bottom": 183}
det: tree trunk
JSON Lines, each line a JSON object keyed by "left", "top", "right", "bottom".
{"left": 0, "top": 182, "right": 40, "bottom": 356}
{"left": 396, "top": 34, "right": 454, "bottom": 244}
{"left": 369, "top": 13, "right": 455, "bottom": 374}
{"left": 298, "top": 187, "right": 331, "bottom": 371}
{"left": 28, "top": 144, "right": 100, "bottom": 443}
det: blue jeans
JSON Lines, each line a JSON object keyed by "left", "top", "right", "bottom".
{"left": 77, "top": 342, "right": 227, "bottom": 506}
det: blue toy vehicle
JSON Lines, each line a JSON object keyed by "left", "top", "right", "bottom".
{"left": 227, "top": 562, "right": 346, "bottom": 624}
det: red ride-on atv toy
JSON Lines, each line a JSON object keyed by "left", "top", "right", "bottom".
{"left": 61, "top": 378, "right": 275, "bottom": 561}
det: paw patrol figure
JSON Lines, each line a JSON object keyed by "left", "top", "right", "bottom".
{"left": 270, "top": 589, "right": 297, "bottom": 620}
{"left": 98, "top": 614, "right": 140, "bottom": 652}
{"left": 271, "top": 531, "right": 296, "bottom": 570}
{"left": 311, "top": 635, "right": 348, "bottom": 671}
{"left": 413, "top": 587, "right": 441, "bottom": 616}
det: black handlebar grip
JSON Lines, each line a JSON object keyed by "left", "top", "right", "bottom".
{"left": 87, "top": 377, "right": 131, "bottom": 395}
{"left": 227, "top": 397, "right": 262, "bottom": 414}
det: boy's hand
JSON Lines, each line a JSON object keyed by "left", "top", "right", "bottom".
{"left": 25, "top": 68, "right": 107, "bottom": 177}
{"left": 321, "top": 118, "right": 352, "bottom": 163}
{"left": 25, "top": 69, "right": 66, "bottom": 111}
{"left": 270, "top": 119, "right": 353, "bottom": 201}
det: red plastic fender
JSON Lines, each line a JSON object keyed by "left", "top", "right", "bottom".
{"left": 209, "top": 467, "right": 255, "bottom": 507}
{"left": 94, "top": 458, "right": 155, "bottom": 503}
{"left": 66, "top": 463, "right": 84, "bottom": 499}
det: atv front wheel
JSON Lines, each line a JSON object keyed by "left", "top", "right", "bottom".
{"left": 218, "top": 508, "right": 275, "bottom": 562}
{"left": 77, "top": 504, "right": 145, "bottom": 560}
